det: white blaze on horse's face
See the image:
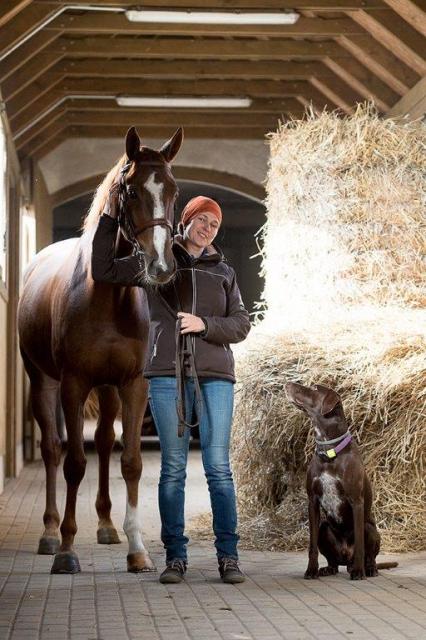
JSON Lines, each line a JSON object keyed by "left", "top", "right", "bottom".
{"left": 123, "top": 502, "right": 147, "bottom": 555}
{"left": 144, "top": 172, "right": 168, "bottom": 271}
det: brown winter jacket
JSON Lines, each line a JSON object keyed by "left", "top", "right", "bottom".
{"left": 91, "top": 214, "right": 251, "bottom": 382}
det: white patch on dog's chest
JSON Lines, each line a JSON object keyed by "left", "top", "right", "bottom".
{"left": 318, "top": 471, "right": 342, "bottom": 522}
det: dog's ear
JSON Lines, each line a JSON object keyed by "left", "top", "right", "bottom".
{"left": 320, "top": 388, "right": 341, "bottom": 416}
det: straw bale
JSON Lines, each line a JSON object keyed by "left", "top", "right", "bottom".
{"left": 188, "top": 106, "right": 426, "bottom": 553}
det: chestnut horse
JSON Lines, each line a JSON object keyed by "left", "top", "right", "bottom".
{"left": 18, "top": 127, "right": 182, "bottom": 574}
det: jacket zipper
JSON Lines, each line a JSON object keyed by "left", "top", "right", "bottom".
{"left": 191, "top": 265, "right": 197, "bottom": 368}
{"left": 150, "top": 329, "right": 163, "bottom": 363}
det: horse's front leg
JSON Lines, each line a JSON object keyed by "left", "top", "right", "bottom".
{"left": 119, "top": 374, "right": 155, "bottom": 573}
{"left": 95, "top": 385, "right": 121, "bottom": 544}
{"left": 51, "top": 374, "right": 90, "bottom": 574}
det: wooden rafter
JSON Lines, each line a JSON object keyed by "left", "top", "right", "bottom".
{"left": 338, "top": 34, "right": 420, "bottom": 95}
{"left": 50, "top": 35, "right": 351, "bottom": 60}
{"left": 0, "top": 2, "right": 60, "bottom": 60}
{"left": 381, "top": 0, "right": 426, "bottom": 37}
{"left": 387, "top": 76, "right": 426, "bottom": 120}
{"left": 2, "top": 58, "right": 335, "bottom": 102}
{"left": 0, "top": 30, "right": 59, "bottom": 81}
{"left": 0, "top": 0, "right": 33, "bottom": 28}
{"left": 348, "top": 9, "right": 426, "bottom": 75}
{"left": 8, "top": 77, "right": 346, "bottom": 126}
{"left": 17, "top": 100, "right": 306, "bottom": 143}
{"left": 323, "top": 57, "right": 399, "bottom": 110}
{"left": 41, "top": 13, "right": 366, "bottom": 37}
{"left": 33, "top": 0, "right": 384, "bottom": 8}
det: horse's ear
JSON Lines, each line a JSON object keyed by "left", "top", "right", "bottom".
{"left": 126, "top": 126, "right": 141, "bottom": 160}
{"left": 159, "top": 127, "right": 184, "bottom": 163}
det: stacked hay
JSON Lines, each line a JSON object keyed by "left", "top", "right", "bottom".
{"left": 189, "top": 105, "right": 426, "bottom": 552}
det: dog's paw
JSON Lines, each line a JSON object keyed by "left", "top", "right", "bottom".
{"left": 350, "top": 568, "right": 366, "bottom": 580}
{"left": 319, "top": 566, "right": 338, "bottom": 577}
{"left": 365, "top": 566, "right": 378, "bottom": 577}
{"left": 304, "top": 566, "right": 319, "bottom": 579}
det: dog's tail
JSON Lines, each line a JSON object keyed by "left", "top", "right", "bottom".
{"left": 376, "top": 562, "right": 398, "bottom": 570}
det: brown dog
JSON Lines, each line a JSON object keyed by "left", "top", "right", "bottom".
{"left": 285, "top": 382, "right": 397, "bottom": 580}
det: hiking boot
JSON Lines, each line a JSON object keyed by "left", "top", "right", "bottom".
{"left": 159, "top": 558, "right": 187, "bottom": 584}
{"left": 218, "top": 557, "right": 245, "bottom": 584}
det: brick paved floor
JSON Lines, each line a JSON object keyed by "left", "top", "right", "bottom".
{"left": 0, "top": 447, "right": 425, "bottom": 640}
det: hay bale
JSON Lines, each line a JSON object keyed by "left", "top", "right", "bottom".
{"left": 231, "top": 311, "right": 425, "bottom": 552}
{"left": 188, "top": 106, "right": 425, "bottom": 553}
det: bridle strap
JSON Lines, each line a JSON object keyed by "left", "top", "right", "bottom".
{"left": 117, "top": 161, "right": 174, "bottom": 253}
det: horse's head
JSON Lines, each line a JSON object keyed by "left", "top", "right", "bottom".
{"left": 117, "top": 126, "right": 183, "bottom": 285}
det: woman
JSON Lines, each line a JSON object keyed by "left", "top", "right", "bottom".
{"left": 92, "top": 193, "right": 251, "bottom": 584}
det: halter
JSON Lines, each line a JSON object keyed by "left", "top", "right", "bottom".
{"left": 117, "top": 161, "right": 175, "bottom": 257}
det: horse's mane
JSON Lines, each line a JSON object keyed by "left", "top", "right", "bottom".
{"left": 82, "top": 154, "right": 128, "bottom": 232}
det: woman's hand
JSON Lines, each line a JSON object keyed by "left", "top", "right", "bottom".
{"left": 177, "top": 312, "right": 206, "bottom": 334}
{"left": 103, "top": 182, "right": 120, "bottom": 219}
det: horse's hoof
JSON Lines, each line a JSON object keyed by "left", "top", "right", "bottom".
{"left": 127, "top": 552, "right": 156, "bottom": 573}
{"left": 97, "top": 527, "right": 121, "bottom": 545}
{"left": 51, "top": 551, "right": 81, "bottom": 574}
{"left": 38, "top": 536, "right": 60, "bottom": 555}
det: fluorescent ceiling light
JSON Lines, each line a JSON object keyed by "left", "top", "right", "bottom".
{"left": 125, "top": 10, "right": 299, "bottom": 25}
{"left": 116, "top": 96, "right": 252, "bottom": 108}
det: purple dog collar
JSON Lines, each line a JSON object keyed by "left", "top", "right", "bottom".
{"left": 317, "top": 433, "right": 352, "bottom": 460}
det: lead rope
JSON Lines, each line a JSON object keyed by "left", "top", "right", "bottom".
{"left": 175, "top": 317, "right": 203, "bottom": 437}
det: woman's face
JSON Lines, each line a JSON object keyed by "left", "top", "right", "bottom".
{"left": 184, "top": 211, "right": 220, "bottom": 249}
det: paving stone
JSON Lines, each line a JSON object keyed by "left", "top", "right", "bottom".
{"left": 0, "top": 450, "right": 425, "bottom": 640}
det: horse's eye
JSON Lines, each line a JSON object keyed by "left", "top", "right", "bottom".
{"left": 127, "top": 187, "right": 138, "bottom": 200}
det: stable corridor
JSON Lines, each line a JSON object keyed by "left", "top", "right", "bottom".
{"left": 0, "top": 448, "right": 425, "bottom": 640}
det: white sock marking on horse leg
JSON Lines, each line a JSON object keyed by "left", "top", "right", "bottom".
{"left": 144, "top": 172, "right": 167, "bottom": 270}
{"left": 123, "top": 502, "right": 147, "bottom": 555}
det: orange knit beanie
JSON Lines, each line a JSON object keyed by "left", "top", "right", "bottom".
{"left": 180, "top": 196, "right": 222, "bottom": 227}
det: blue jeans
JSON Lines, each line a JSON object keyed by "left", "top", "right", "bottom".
{"left": 148, "top": 376, "right": 239, "bottom": 563}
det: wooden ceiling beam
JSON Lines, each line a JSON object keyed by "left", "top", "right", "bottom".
{"left": 8, "top": 77, "right": 345, "bottom": 126}
{"left": 33, "top": 0, "right": 384, "bottom": 8}
{"left": 0, "top": 0, "right": 33, "bottom": 28}
{"left": 338, "top": 34, "right": 420, "bottom": 95}
{"left": 6, "top": 73, "right": 62, "bottom": 119}
{"left": 0, "top": 30, "right": 59, "bottom": 82}
{"left": 0, "top": 2, "right": 60, "bottom": 60}
{"left": 15, "top": 108, "right": 67, "bottom": 150}
{"left": 387, "top": 76, "right": 426, "bottom": 121}
{"left": 27, "top": 131, "right": 68, "bottom": 163}
{"left": 381, "top": 0, "right": 426, "bottom": 37}
{"left": 19, "top": 115, "right": 70, "bottom": 158}
{"left": 2, "top": 58, "right": 335, "bottom": 102}
{"left": 309, "top": 76, "right": 361, "bottom": 112}
{"left": 50, "top": 35, "right": 350, "bottom": 60}
{"left": 323, "top": 56, "right": 399, "bottom": 110}
{"left": 14, "top": 99, "right": 305, "bottom": 146}
{"left": 42, "top": 13, "right": 365, "bottom": 37}
{"left": 11, "top": 90, "right": 64, "bottom": 135}
{"left": 1, "top": 50, "right": 59, "bottom": 100}
{"left": 347, "top": 9, "right": 426, "bottom": 75}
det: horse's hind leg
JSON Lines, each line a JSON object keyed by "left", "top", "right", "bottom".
{"left": 51, "top": 374, "right": 90, "bottom": 574}
{"left": 95, "top": 385, "right": 121, "bottom": 545}
{"left": 23, "top": 354, "right": 62, "bottom": 555}
{"left": 119, "top": 374, "right": 155, "bottom": 572}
